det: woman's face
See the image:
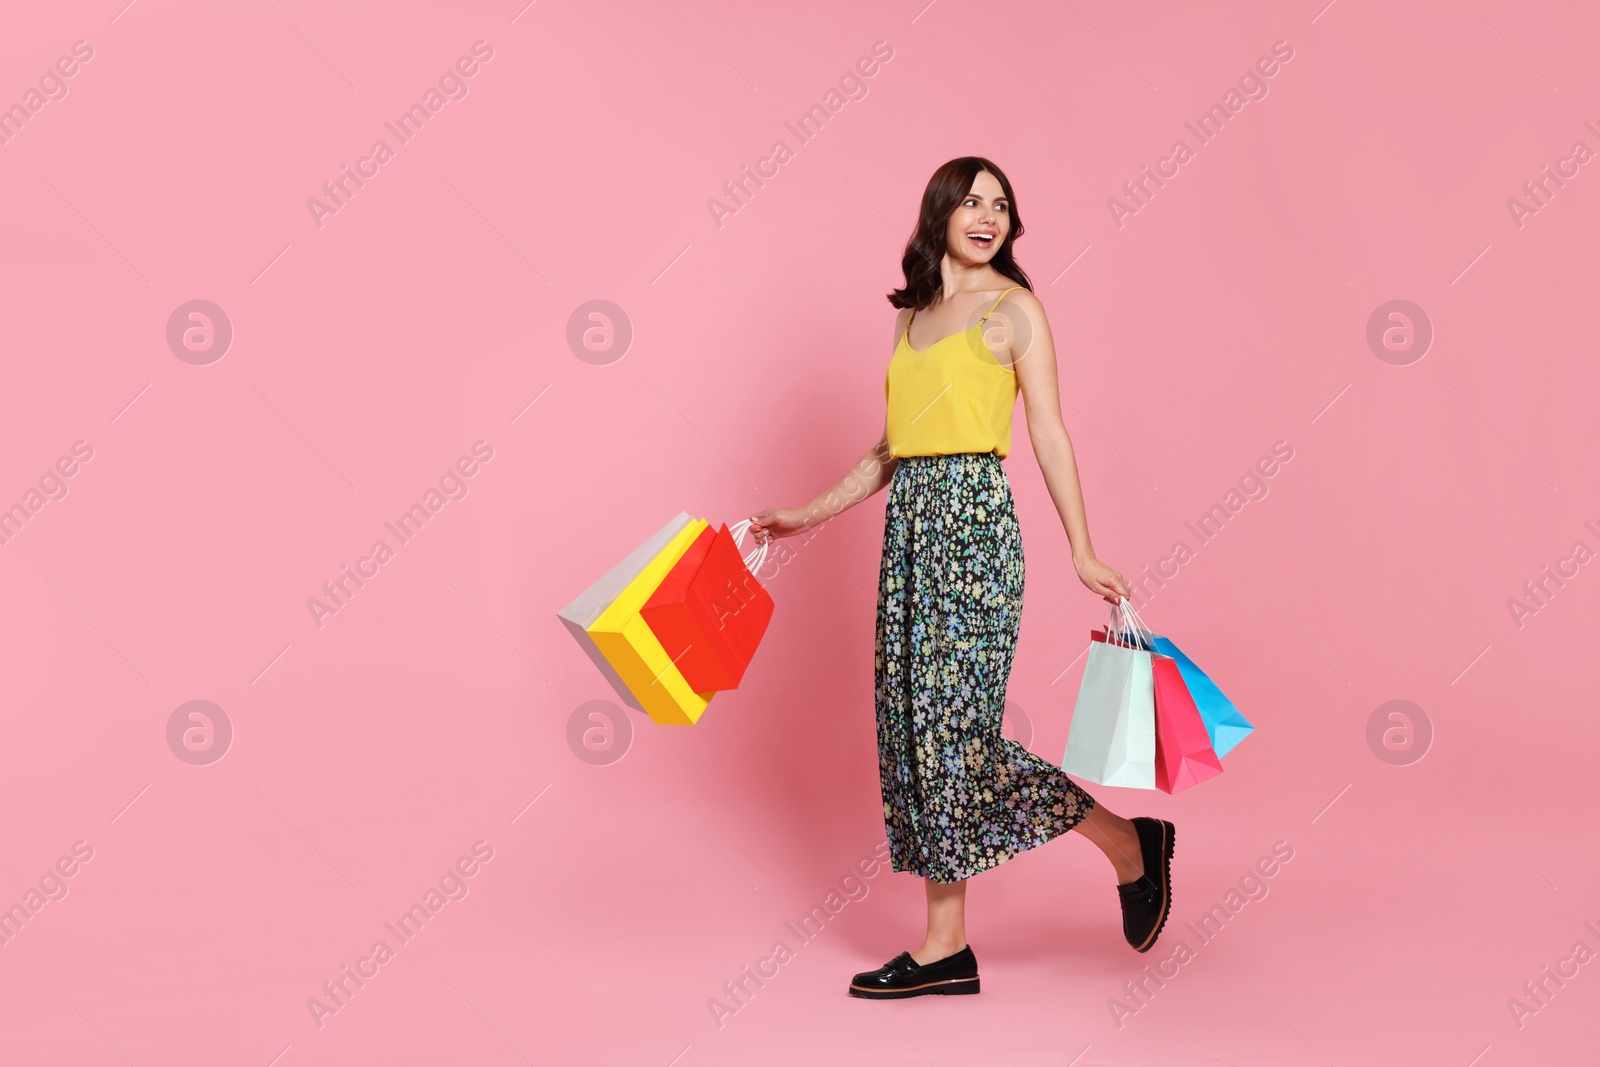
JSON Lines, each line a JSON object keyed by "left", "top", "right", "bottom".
{"left": 943, "top": 170, "right": 1010, "bottom": 265}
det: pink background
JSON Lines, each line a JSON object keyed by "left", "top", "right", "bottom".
{"left": 2, "top": 1, "right": 1597, "bottom": 1063}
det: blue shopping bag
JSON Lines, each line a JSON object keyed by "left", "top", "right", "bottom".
{"left": 1142, "top": 634, "right": 1253, "bottom": 758}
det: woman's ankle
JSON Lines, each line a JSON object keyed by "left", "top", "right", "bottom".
{"left": 1108, "top": 818, "right": 1144, "bottom": 883}
{"left": 913, "top": 937, "right": 967, "bottom": 962}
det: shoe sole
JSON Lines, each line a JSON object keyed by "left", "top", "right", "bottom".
{"left": 847, "top": 976, "right": 980, "bottom": 999}
{"left": 1132, "top": 820, "right": 1175, "bottom": 953}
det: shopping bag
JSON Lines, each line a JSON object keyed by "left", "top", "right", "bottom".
{"left": 1092, "top": 612, "right": 1254, "bottom": 760}
{"left": 1089, "top": 621, "right": 1224, "bottom": 793}
{"left": 1145, "top": 635, "right": 1253, "bottom": 758}
{"left": 640, "top": 519, "right": 773, "bottom": 691}
{"left": 560, "top": 515, "right": 718, "bottom": 725}
{"left": 558, "top": 512, "right": 694, "bottom": 712}
{"left": 1062, "top": 602, "right": 1156, "bottom": 788}
{"left": 1150, "top": 655, "right": 1223, "bottom": 793}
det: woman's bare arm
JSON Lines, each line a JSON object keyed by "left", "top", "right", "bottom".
{"left": 998, "top": 291, "right": 1130, "bottom": 602}
{"left": 798, "top": 422, "right": 897, "bottom": 530}
{"left": 748, "top": 312, "right": 907, "bottom": 546}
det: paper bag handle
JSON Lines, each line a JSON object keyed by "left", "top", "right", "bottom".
{"left": 1106, "top": 599, "right": 1154, "bottom": 649}
{"left": 728, "top": 518, "right": 770, "bottom": 578}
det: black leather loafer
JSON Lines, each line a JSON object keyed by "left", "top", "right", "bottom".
{"left": 847, "top": 945, "right": 980, "bottom": 999}
{"left": 1117, "top": 817, "right": 1175, "bottom": 952}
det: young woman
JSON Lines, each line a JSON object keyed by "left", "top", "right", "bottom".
{"left": 747, "top": 157, "right": 1175, "bottom": 1000}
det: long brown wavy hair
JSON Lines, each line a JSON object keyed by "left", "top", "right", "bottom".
{"left": 888, "top": 157, "right": 1032, "bottom": 310}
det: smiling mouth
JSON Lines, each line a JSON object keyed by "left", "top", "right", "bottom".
{"left": 966, "top": 232, "right": 995, "bottom": 249}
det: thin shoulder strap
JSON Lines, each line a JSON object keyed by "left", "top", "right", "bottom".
{"left": 982, "top": 285, "right": 1026, "bottom": 321}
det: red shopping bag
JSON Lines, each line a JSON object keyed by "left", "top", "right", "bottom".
{"left": 1091, "top": 626, "right": 1223, "bottom": 794}
{"left": 641, "top": 522, "right": 773, "bottom": 691}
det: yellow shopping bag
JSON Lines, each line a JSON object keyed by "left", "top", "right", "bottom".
{"left": 588, "top": 517, "right": 717, "bottom": 725}
{"left": 559, "top": 512, "right": 695, "bottom": 713}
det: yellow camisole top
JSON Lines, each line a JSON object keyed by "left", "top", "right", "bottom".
{"left": 885, "top": 285, "right": 1026, "bottom": 459}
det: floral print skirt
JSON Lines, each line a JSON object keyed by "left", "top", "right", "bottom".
{"left": 874, "top": 451, "right": 1096, "bottom": 883}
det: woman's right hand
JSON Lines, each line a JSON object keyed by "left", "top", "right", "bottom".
{"left": 747, "top": 507, "right": 811, "bottom": 546}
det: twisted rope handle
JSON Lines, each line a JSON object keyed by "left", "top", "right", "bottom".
{"left": 727, "top": 518, "right": 770, "bottom": 578}
{"left": 1105, "top": 598, "right": 1155, "bottom": 649}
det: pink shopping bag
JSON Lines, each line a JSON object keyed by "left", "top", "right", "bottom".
{"left": 1150, "top": 655, "right": 1223, "bottom": 794}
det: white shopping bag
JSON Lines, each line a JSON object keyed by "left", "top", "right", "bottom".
{"left": 1061, "top": 601, "right": 1157, "bottom": 789}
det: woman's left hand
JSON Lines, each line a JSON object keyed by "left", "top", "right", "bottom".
{"left": 1075, "top": 556, "right": 1130, "bottom": 604}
